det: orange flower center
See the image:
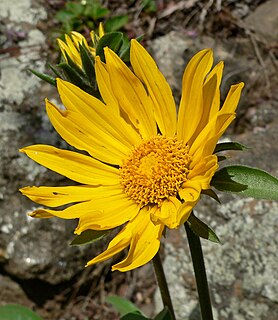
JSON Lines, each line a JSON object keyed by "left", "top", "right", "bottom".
{"left": 119, "top": 136, "right": 192, "bottom": 207}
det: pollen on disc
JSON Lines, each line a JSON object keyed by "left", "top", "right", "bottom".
{"left": 119, "top": 136, "right": 192, "bottom": 207}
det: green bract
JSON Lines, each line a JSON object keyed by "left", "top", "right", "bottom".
{"left": 211, "top": 165, "right": 278, "bottom": 200}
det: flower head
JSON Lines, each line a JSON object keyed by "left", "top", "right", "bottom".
{"left": 57, "top": 23, "right": 104, "bottom": 68}
{"left": 20, "top": 40, "right": 244, "bottom": 272}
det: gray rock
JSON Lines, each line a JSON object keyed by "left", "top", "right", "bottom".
{"left": 244, "top": 0, "right": 278, "bottom": 41}
{"left": 0, "top": 206, "right": 90, "bottom": 284}
{"left": 0, "top": 0, "right": 99, "bottom": 287}
{"left": 155, "top": 199, "right": 278, "bottom": 320}
{"left": 0, "top": 274, "right": 34, "bottom": 307}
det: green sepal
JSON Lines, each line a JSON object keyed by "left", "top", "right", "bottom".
{"left": 120, "top": 312, "right": 149, "bottom": 320}
{"left": 70, "top": 229, "right": 110, "bottom": 246}
{"left": 96, "top": 32, "right": 123, "bottom": 61}
{"left": 28, "top": 68, "right": 56, "bottom": 86}
{"left": 201, "top": 189, "right": 221, "bottom": 203}
{"left": 211, "top": 165, "right": 278, "bottom": 200}
{"left": 119, "top": 307, "right": 174, "bottom": 320}
{"left": 119, "top": 35, "right": 144, "bottom": 63}
{"left": 48, "top": 63, "right": 64, "bottom": 78}
{"left": 63, "top": 50, "right": 87, "bottom": 77}
{"left": 0, "top": 304, "right": 43, "bottom": 320}
{"left": 106, "top": 295, "right": 143, "bottom": 317}
{"left": 57, "top": 62, "right": 90, "bottom": 88}
{"left": 105, "top": 15, "right": 129, "bottom": 32}
{"left": 214, "top": 141, "right": 248, "bottom": 153}
{"left": 153, "top": 307, "right": 173, "bottom": 320}
{"left": 79, "top": 42, "right": 96, "bottom": 81}
{"left": 187, "top": 214, "right": 221, "bottom": 244}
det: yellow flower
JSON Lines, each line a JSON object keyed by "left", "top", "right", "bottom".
{"left": 57, "top": 23, "right": 105, "bottom": 68}
{"left": 20, "top": 40, "right": 244, "bottom": 272}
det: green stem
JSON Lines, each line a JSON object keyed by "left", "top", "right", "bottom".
{"left": 184, "top": 221, "right": 214, "bottom": 320}
{"left": 152, "top": 250, "right": 176, "bottom": 320}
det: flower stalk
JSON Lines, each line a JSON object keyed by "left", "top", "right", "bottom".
{"left": 152, "top": 250, "right": 176, "bottom": 320}
{"left": 184, "top": 219, "right": 214, "bottom": 320}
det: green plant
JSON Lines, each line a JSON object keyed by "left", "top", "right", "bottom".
{"left": 0, "top": 304, "right": 43, "bottom": 320}
{"left": 141, "top": 0, "right": 157, "bottom": 13}
{"left": 55, "top": 0, "right": 128, "bottom": 34}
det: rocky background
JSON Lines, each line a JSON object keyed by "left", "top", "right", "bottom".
{"left": 0, "top": 0, "right": 277, "bottom": 319}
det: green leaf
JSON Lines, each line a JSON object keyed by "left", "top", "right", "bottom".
{"left": 79, "top": 42, "right": 96, "bottom": 81}
{"left": 0, "top": 304, "right": 43, "bottom": 320}
{"left": 71, "top": 229, "right": 109, "bottom": 246}
{"left": 28, "top": 69, "right": 56, "bottom": 86}
{"left": 118, "top": 35, "right": 131, "bottom": 62}
{"left": 63, "top": 50, "right": 86, "bottom": 77}
{"left": 119, "top": 35, "right": 144, "bottom": 63}
{"left": 211, "top": 165, "right": 278, "bottom": 200}
{"left": 105, "top": 15, "right": 129, "bottom": 32}
{"left": 55, "top": 10, "right": 76, "bottom": 23}
{"left": 48, "top": 64, "right": 64, "bottom": 78}
{"left": 57, "top": 63, "right": 89, "bottom": 89}
{"left": 142, "top": 0, "right": 157, "bottom": 13}
{"left": 84, "top": 2, "right": 109, "bottom": 19}
{"left": 188, "top": 214, "right": 221, "bottom": 244}
{"left": 154, "top": 307, "right": 173, "bottom": 320}
{"left": 120, "top": 312, "right": 150, "bottom": 320}
{"left": 201, "top": 189, "right": 220, "bottom": 203}
{"left": 106, "top": 295, "right": 143, "bottom": 317}
{"left": 96, "top": 32, "right": 123, "bottom": 61}
{"left": 66, "top": 2, "right": 84, "bottom": 15}
{"left": 214, "top": 141, "right": 248, "bottom": 153}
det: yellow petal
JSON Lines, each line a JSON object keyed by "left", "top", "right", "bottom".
{"left": 176, "top": 181, "right": 202, "bottom": 226}
{"left": 20, "top": 184, "right": 120, "bottom": 208}
{"left": 86, "top": 207, "right": 164, "bottom": 271}
{"left": 86, "top": 228, "right": 132, "bottom": 267}
{"left": 175, "top": 203, "right": 194, "bottom": 226}
{"left": 29, "top": 189, "right": 137, "bottom": 227}
{"left": 46, "top": 99, "right": 129, "bottom": 165}
{"left": 207, "top": 62, "right": 224, "bottom": 120}
{"left": 57, "top": 38, "right": 68, "bottom": 62}
{"left": 197, "top": 61, "right": 224, "bottom": 133}
{"left": 90, "top": 30, "right": 97, "bottom": 46}
{"left": 112, "top": 208, "right": 164, "bottom": 271}
{"left": 20, "top": 145, "right": 119, "bottom": 185}
{"left": 70, "top": 31, "right": 89, "bottom": 50}
{"left": 189, "top": 113, "right": 235, "bottom": 166}
{"left": 95, "top": 56, "right": 120, "bottom": 114}
{"left": 75, "top": 194, "right": 139, "bottom": 231}
{"left": 219, "top": 82, "right": 244, "bottom": 115}
{"left": 99, "top": 22, "right": 105, "bottom": 38}
{"left": 60, "top": 34, "right": 82, "bottom": 67}
{"left": 29, "top": 209, "right": 54, "bottom": 219}
{"left": 190, "top": 82, "right": 244, "bottom": 162}
{"left": 103, "top": 47, "right": 157, "bottom": 139}
{"left": 177, "top": 49, "right": 213, "bottom": 143}
{"left": 57, "top": 79, "right": 141, "bottom": 148}
{"left": 151, "top": 197, "right": 182, "bottom": 229}
{"left": 187, "top": 155, "right": 218, "bottom": 190}
{"left": 130, "top": 40, "right": 177, "bottom": 136}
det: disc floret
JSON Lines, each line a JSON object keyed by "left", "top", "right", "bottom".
{"left": 120, "top": 136, "right": 192, "bottom": 207}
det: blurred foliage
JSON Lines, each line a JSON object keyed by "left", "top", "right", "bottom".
{"left": 140, "top": 0, "right": 157, "bottom": 13}
{"left": 0, "top": 304, "right": 43, "bottom": 320}
{"left": 55, "top": 0, "right": 128, "bottom": 34}
{"left": 107, "top": 295, "right": 173, "bottom": 319}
